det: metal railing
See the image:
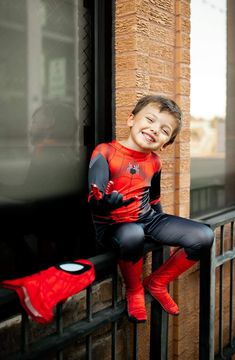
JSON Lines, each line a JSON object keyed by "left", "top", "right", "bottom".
{"left": 1, "top": 207, "right": 235, "bottom": 359}
{"left": 199, "top": 207, "right": 235, "bottom": 360}
{"left": 0, "top": 241, "right": 169, "bottom": 360}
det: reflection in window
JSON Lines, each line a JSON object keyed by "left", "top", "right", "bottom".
{"left": 190, "top": 0, "right": 227, "bottom": 217}
{"left": 0, "top": 0, "right": 96, "bottom": 279}
{"left": 0, "top": 0, "right": 91, "bottom": 200}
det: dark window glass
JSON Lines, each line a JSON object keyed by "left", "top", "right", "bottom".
{"left": 190, "top": 0, "right": 234, "bottom": 217}
{"left": 0, "top": 0, "right": 112, "bottom": 279}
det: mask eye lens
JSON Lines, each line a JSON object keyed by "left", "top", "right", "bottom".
{"left": 59, "top": 263, "right": 84, "bottom": 272}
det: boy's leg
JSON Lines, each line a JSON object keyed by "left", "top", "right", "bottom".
{"left": 118, "top": 257, "right": 146, "bottom": 322}
{"left": 143, "top": 213, "right": 214, "bottom": 315}
{"left": 143, "top": 248, "right": 196, "bottom": 315}
{"left": 108, "top": 223, "right": 147, "bottom": 322}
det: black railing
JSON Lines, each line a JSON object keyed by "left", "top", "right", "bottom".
{"left": 1, "top": 207, "right": 235, "bottom": 359}
{"left": 199, "top": 207, "right": 235, "bottom": 360}
{"left": 0, "top": 241, "right": 169, "bottom": 360}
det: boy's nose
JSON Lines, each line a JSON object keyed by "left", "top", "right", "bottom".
{"left": 150, "top": 128, "right": 159, "bottom": 135}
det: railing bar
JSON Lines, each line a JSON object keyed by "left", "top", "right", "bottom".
{"left": 56, "top": 303, "right": 63, "bottom": 360}
{"left": 214, "top": 249, "right": 235, "bottom": 267}
{"left": 214, "top": 338, "right": 235, "bottom": 359}
{"left": 231, "top": 221, "right": 234, "bottom": 249}
{"left": 229, "top": 221, "right": 234, "bottom": 347}
{"left": 56, "top": 303, "right": 64, "bottom": 334}
{"left": 133, "top": 323, "right": 138, "bottom": 360}
{"left": 199, "top": 237, "right": 216, "bottom": 360}
{"left": 150, "top": 246, "right": 169, "bottom": 360}
{"left": 86, "top": 285, "right": 93, "bottom": 360}
{"left": 111, "top": 262, "right": 118, "bottom": 359}
{"left": 56, "top": 352, "right": 63, "bottom": 360}
{"left": 21, "top": 310, "right": 29, "bottom": 353}
{"left": 229, "top": 258, "right": 234, "bottom": 346}
{"left": 4, "top": 302, "right": 127, "bottom": 359}
{"left": 87, "top": 285, "right": 93, "bottom": 321}
{"left": 220, "top": 225, "right": 224, "bottom": 255}
{"left": 3, "top": 244, "right": 166, "bottom": 360}
{"left": 219, "top": 264, "right": 224, "bottom": 357}
{"left": 218, "top": 225, "right": 224, "bottom": 358}
{"left": 111, "top": 321, "right": 117, "bottom": 360}
{"left": 207, "top": 216, "right": 235, "bottom": 228}
{"left": 112, "top": 265, "right": 118, "bottom": 309}
{"left": 86, "top": 336, "right": 92, "bottom": 360}
{"left": 209, "top": 237, "right": 216, "bottom": 358}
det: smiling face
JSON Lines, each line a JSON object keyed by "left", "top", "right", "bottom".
{"left": 123, "top": 103, "right": 178, "bottom": 153}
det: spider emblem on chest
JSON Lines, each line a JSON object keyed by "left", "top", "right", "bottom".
{"left": 127, "top": 162, "right": 140, "bottom": 175}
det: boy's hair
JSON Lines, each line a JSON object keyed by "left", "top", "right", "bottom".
{"left": 132, "top": 95, "right": 182, "bottom": 146}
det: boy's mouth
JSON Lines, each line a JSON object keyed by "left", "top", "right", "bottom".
{"left": 141, "top": 131, "right": 155, "bottom": 143}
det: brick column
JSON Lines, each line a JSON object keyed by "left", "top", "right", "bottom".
{"left": 174, "top": 0, "right": 191, "bottom": 218}
{"left": 115, "top": 1, "right": 193, "bottom": 359}
{"left": 171, "top": 2, "right": 199, "bottom": 360}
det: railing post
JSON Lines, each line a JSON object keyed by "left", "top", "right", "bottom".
{"left": 149, "top": 246, "right": 169, "bottom": 360}
{"left": 199, "top": 230, "right": 216, "bottom": 360}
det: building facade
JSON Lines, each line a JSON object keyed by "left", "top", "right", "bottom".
{"left": 0, "top": 1, "right": 234, "bottom": 359}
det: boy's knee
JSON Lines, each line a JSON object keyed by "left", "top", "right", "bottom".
{"left": 115, "top": 223, "right": 145, "bottom": 261}
{"left": 200, "top": 225, "right": 214, "bottom": 249}
{"left": 185, "top": 224, "right": 214, "bottom": 260}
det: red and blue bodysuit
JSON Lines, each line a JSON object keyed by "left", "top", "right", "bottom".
{"left": 89, "top": 140, "right": 161, "bottom": 223}
{"left": 88, "top": 140, "right": 213, "bottom": 262}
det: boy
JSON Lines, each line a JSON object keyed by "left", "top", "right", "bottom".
{"left": 88, "top": 95, "right": 214, "bottom": 323}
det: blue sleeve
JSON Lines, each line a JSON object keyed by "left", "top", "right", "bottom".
{"left": 149, "top": 170, "right": 161, "bottom": 205}
{"left": 88, "top": 153, "right": 110, "bottom": 194}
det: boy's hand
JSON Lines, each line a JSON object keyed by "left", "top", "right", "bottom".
{"left": 89, "top": 181, "right": 138, "bottom": 211}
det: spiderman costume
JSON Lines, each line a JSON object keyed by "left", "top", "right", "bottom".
{"left": 88, "top": 140, "right": 213, "bottom": 262}
{"left": 88, "top": 140, "right": 214, "bottom": 321}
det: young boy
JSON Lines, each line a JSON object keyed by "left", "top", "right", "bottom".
{"left": 88, "top": 95, "right": 214, "bottom": 323}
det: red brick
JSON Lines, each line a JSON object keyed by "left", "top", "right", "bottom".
{"left": 114, "top": 1, "right": 192, "bottom": 358}
{"left": 115, "top": 0, "right": 137, "bottom": 16}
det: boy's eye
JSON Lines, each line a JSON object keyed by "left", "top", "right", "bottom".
{"left": 162, "top": 128, "right": 170, "bottom": 136}
{"left": 146, "top": 117, "right": 153, "bottom": 122}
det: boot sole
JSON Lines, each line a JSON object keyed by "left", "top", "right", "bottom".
{"left": 127, "top": 312, "right": 147, "bottom": 323}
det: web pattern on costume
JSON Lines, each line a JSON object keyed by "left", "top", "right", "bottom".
{"left": 88, "top": 141, "right": 162, "bottom": 223}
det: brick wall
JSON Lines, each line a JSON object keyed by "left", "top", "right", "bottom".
{"left": 114, "top": 0, "right": 197, "bottom": 359}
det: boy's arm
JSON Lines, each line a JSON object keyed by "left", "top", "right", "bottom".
{"left": 88, "top": 151, "right": 136, "bottom": 211}
{"left": 149, "top": 170, "right": 163, "bottom": 213}
{"left": 88, "top": 153, "right": 110, "bottom": 195}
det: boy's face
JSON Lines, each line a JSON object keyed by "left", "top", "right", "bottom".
{"left": 126, "top": 104, "right": 178, "bottom": 153}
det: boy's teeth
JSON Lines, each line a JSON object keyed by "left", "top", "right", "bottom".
{"left": 144, "top": 134, "right": 153, "bottom": 142}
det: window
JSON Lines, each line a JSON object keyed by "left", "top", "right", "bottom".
{"left": 0, "top": 0, "right": 92, "bottom": 199}
{"left": 0, "top": 0, "right": 113, "bottom": 279}
{"left": 190, "top": 0, "right": 230, "bottom": 217}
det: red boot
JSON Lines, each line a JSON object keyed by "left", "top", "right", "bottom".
{"left": 143, "top": 249, "right": 197, "bottom": 315}
{"left": 118, "top": 258, "right": 147, "bottom": 323}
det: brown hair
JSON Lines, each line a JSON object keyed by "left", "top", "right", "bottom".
{"left": 132, "top": 95, "right": 182, "bottom": 145}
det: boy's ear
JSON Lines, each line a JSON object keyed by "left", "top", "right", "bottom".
{"left": 127, "top": 113, "right": 134, "bottom": 127}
